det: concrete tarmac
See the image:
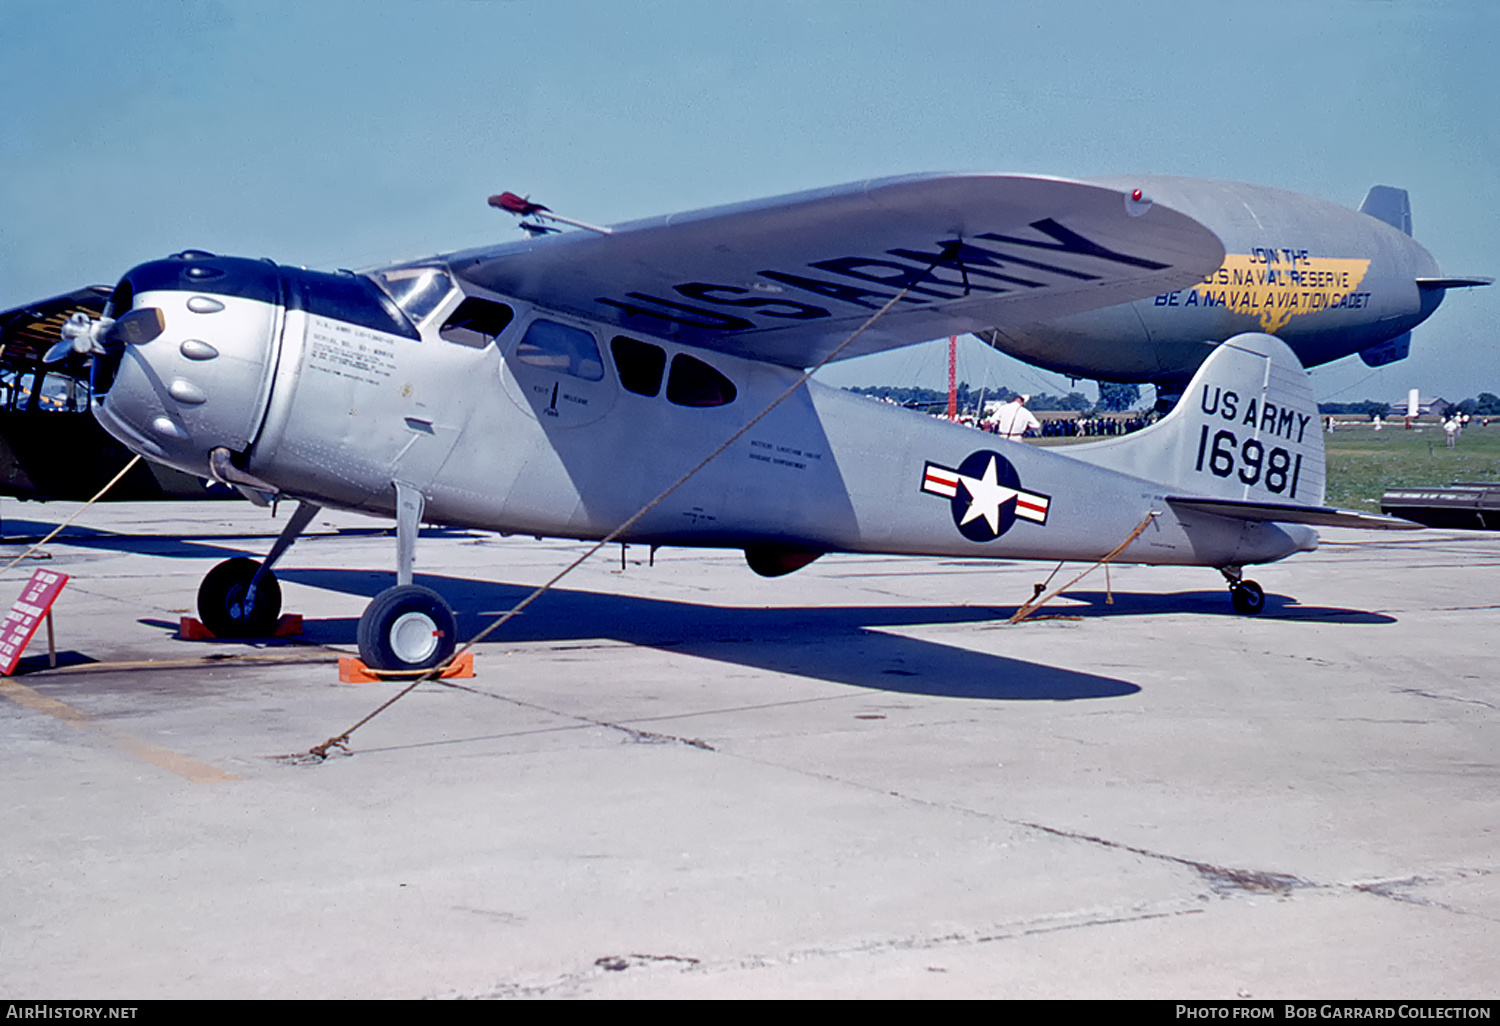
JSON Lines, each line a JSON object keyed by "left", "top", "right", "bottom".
{"left": 1, "top": 498, "right": 1496, "bottom": 999}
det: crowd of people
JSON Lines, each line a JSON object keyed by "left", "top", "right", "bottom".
{"left": 966, "top": 394, "right": 1155, "bottom": 439}
{"left": 1033, "top": 414, "right": 1156, "bottom": 438}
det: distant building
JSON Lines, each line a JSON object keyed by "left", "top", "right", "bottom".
{"left": 1389, "top": 396, "right": 1452, "bottom": 418}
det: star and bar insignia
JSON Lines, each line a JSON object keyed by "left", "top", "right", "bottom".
{"left": 921, "top": 450, "right": 1050, "bottom": 542}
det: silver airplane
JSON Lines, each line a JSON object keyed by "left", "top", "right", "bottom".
{"left": 46, "top": 174, "right": 1414, "bottom": 671}
{"left": 976, "top": 176, "right": 1490, "bottom": 394}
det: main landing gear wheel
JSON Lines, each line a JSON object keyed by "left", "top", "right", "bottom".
{"left": 357, "top": 585, "right": 456, "bottom": 672}
{"left": 197, "top": 557, "right": 283, "bottom": 637}
{"left": 1230, "top": 579, "right": 1266, "bottom": 616}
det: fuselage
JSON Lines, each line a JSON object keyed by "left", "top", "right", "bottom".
{"left": 980, "top": 176, "right": 1446, "bottom": 383}
{"left": 90, "top": 252, "right": 1313, "bottom": 571}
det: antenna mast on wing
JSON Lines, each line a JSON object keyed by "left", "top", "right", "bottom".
{"left": 488, "top": 191, "right": 613, "bottom": 238}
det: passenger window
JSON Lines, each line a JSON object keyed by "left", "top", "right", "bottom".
{"left": 666, "top": 353, "right": 737, "bottom": 408}
{"left": 440, "top": 297, "right": 514, "bottom": 348}
{"left": 516, "top": 319, "right": 604, "bottom": 381}
{"left": 611, "top": 336, "right": 666, "bottom": 397}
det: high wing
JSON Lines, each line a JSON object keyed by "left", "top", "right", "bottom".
{"left": 430, "top": 174, "right": 1225, "bottom": 369}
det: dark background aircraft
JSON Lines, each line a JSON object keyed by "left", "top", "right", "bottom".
{"left": 0, "top": 287, "right": 228, "bottom": 503}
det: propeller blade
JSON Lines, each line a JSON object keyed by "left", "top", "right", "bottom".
{"left": 42, "top": 338, "right": 77, "bottom": 364}
{"left": 105, "top": 307, "right": 165, "bottom": 346}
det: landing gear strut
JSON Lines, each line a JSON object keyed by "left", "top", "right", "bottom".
{"left": 196, "top": 500, "right": 320, "bottom": 637}
{"left": 355, "top": 482, "right": 457, "bottom": 672}
{"left": 1219, "top": 566, "right": 1265, "bottom": 616}
{"left": 192, "top": 487, "right": 457, "bottom": 671}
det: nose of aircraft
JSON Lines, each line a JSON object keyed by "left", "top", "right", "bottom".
{"left": 91, "top": 252, "right": 285, "bottom": 477}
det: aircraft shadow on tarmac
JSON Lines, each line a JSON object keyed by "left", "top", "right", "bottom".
{"left": 14, "top": 521, "right": 1389, "bottom": 698}
{"left": 189, "top": 567, "right": 1381, "bottom": 701}
{"left": 256, "top": 568, "right": 1133, "bottom": 701}
{"left": 1, "top": 522, "right": 256, "bottom": 562}
{"left": 1050, "top": 590, "right": 1397, "bottom": 625}
{"left": 125, "top": 565, "right": 1395, "bottom": 701}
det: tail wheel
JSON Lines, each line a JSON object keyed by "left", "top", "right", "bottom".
{"left": 1230, "top": 579, "right": 1266, "bottom": 616}
{"left": 358, "top": 585, "right": 456, "bottom": 672}
{"left": 198, "top": 557, "right": 282, "bottom": 637}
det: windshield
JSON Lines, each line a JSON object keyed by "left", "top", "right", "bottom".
{"left": 371, "top": 266, "right": 455, "bottom": 325}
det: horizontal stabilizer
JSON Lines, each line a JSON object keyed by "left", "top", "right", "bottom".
{"left": 1416, "top": 276, "right": 1494, "bottom": 290}
{"left": 1167, "top": 496, "right": 1422, "bottom": 530}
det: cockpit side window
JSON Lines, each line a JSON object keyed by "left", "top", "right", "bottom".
{"left": 666, "top": 353, "right": 737, "bottom": 407}
{"left": 516, "top": 319, "right": 604, "bottom": 381}
{"left": 372, "top": 266, "right": 454, "bottom": 325}
{"left": 610, "top": 335, "right": 666, "bottom": 396}
{"left": 440, "top": 297, "right": 514, "bottom": 348}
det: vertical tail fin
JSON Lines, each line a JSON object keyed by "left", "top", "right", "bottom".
{"left": 1063, "top": 333, "right": 1326, "bottom": 506}
{"left": 1359, "top": 185, "right": 1413, "bottom": 235}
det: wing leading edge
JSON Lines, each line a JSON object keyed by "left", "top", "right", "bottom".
{"left": 435, "top": 174, "right": 1225, "bottom": 369}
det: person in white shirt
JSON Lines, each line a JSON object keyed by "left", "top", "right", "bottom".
{"left": 986, "top": 395, "right": 1041, "bottom": 439}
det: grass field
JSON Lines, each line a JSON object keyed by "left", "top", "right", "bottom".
{"left": 1323, "top": 421, "right": 1500, "bottom": 510}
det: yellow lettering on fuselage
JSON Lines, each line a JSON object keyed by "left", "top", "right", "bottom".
{"left": 1186, "top": 254, "right": 1372, "bottom": 334}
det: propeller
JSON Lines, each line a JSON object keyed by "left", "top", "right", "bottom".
{"left": 44, "top": 307, "right": 165, "bottom": 364}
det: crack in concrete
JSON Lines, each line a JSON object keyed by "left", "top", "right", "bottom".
{"left": 451, "top": 864, "right": 1500, "bottom": 998}
{"left": 1396, "top": 688, "right": 1499, "bottom": 711}
{"left": 438, "top": 679, "right": 716, "bottom": 751}
{"left": 452, "top": 952, "right": 702, "bottom": 998}
{"left": 1349, "top": 868, "right": 1500, "bottom": 922}
{"left": 1016, "top": 819, "right": 1312, "bottom": 896}
{"left": 595, "top": 953, "right": 701, "bottom": 972}
{"left": 450, "top": 903, "right": 1205, "bottom": 998}
{"left": 715, "top": 753, "right": 1317, "bottom": 900}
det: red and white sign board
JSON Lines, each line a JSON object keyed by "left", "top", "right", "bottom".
{"left": 0, "top": 569, "right": 69, "bottom": 676}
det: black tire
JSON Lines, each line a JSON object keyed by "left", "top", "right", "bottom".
{"left": 1230, "top": 579, "right": 1266, "bottom": 616}
{"left": 357, "top": 585, "right": 456, "bottom": 672}
{"left": 198, "top": 557, "right": 282, "bottom": 637}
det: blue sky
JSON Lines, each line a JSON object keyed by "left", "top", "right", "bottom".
{"left": 2, "top": 0, "right": 1495, "bottom": 404}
